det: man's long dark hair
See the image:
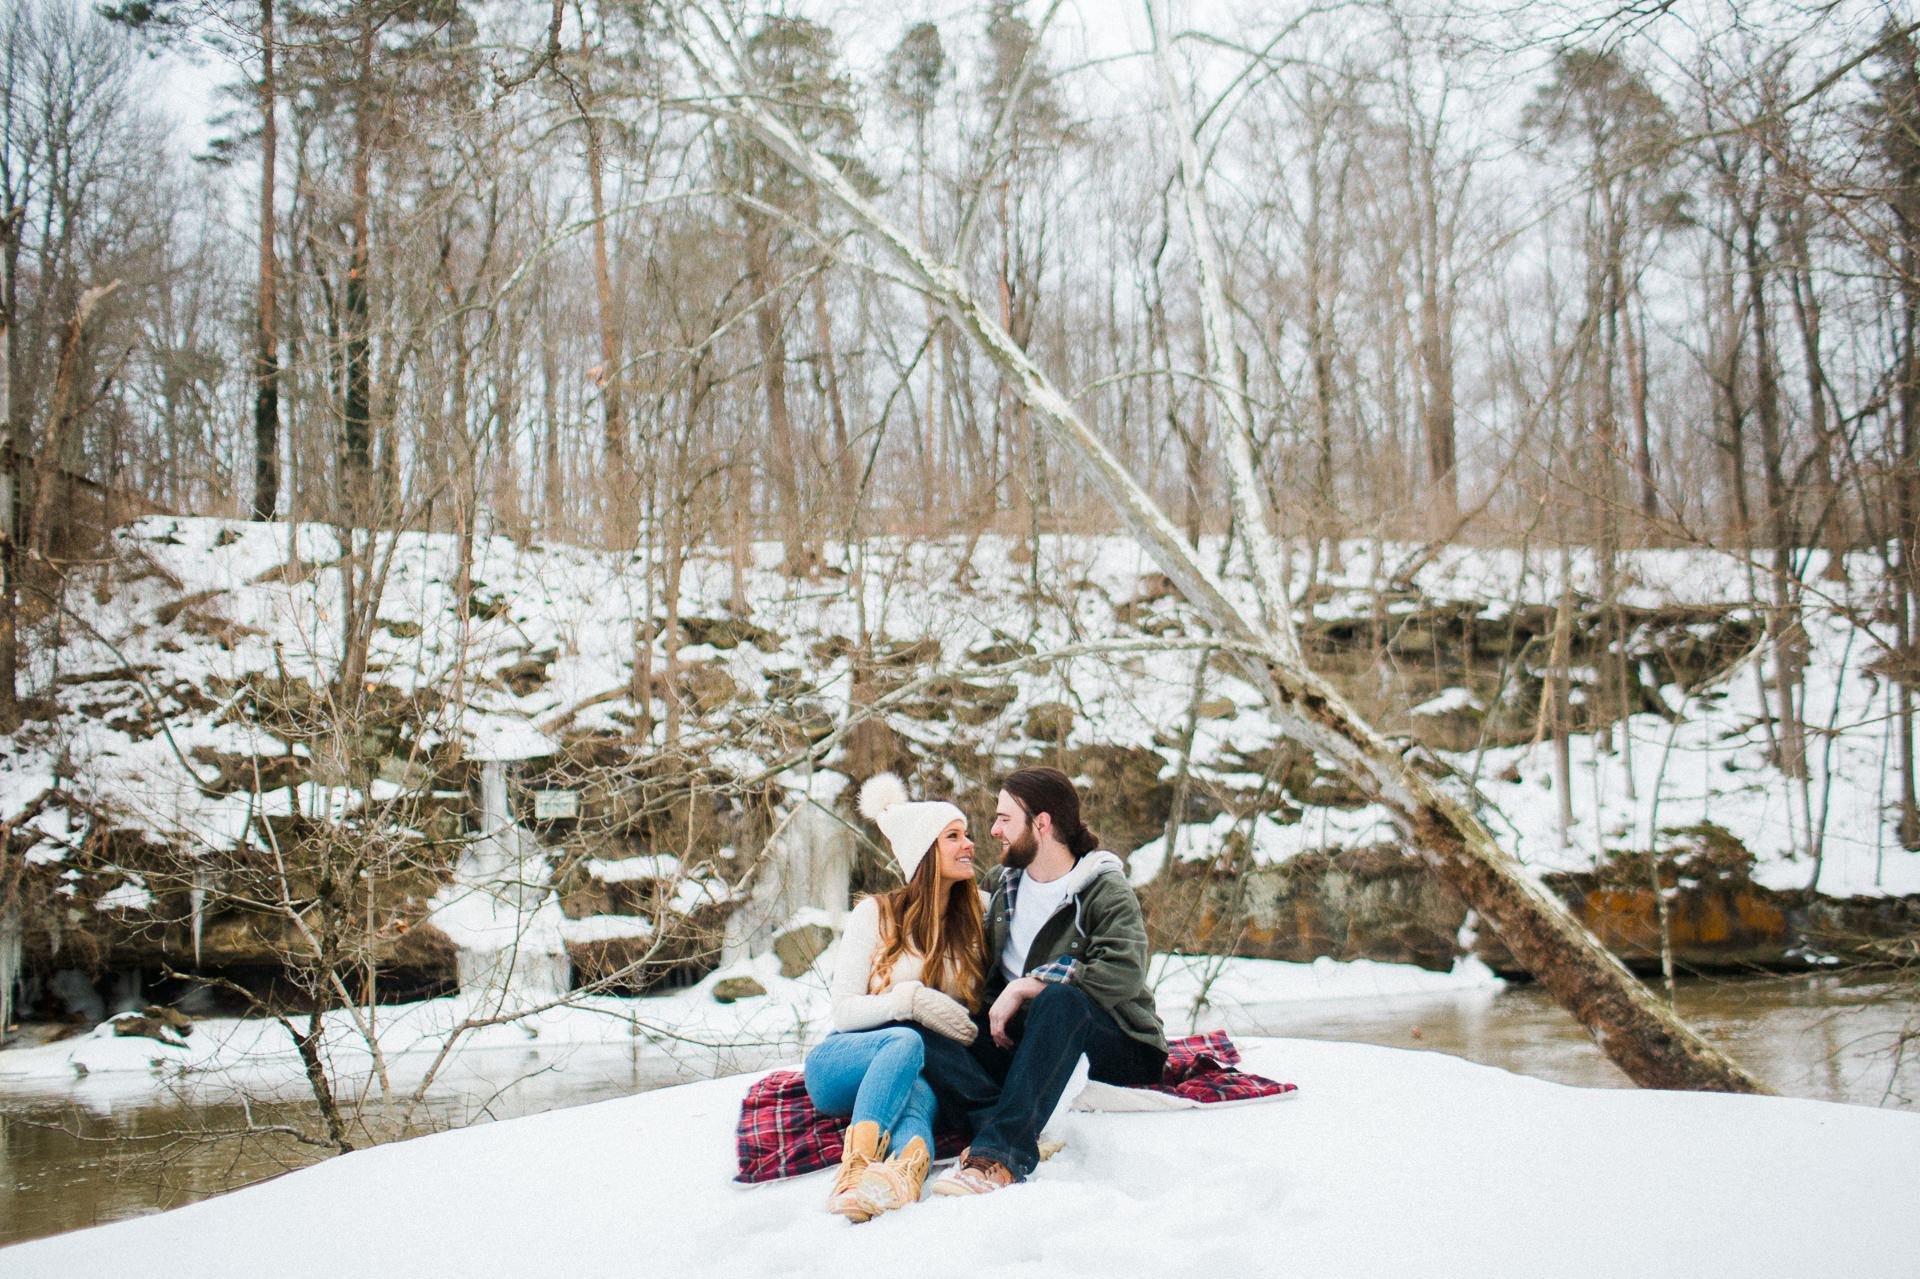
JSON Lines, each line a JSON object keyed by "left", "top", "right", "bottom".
{"left": 1002, "top": 766, "right": 1100, "bottom": 857}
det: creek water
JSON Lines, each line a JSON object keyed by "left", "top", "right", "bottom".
{"left": 2, "top": 972, "right": 1913, "bottom": 1250}
{"left": 1167, "top": 969, "right": 1919, "bottom": 1103}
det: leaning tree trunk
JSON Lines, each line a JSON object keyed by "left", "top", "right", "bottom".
{"left": 670, "top": 2, "right": 1765, "bottom": 1094}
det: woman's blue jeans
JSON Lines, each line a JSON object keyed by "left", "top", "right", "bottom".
{"left": 803, "top": 1024, "right": 936, "bottom": 1157}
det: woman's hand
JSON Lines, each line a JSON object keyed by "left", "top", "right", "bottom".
{"left": 910, "top": 987, "right": 978, "bottom": 1044}
{"left": 988, "top": 976, "right": 1046, "bottom": 1049}
{"left": 886, "top": 979, "right": 925, "bottom": 1023}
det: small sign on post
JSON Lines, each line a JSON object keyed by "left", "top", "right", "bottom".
{"left": 532, "top": 789, "right": 579, "bottom": 821}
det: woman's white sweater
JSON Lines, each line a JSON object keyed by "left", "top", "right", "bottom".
{"left": 829, "top": 896, "right": 953, "bottom": 1032}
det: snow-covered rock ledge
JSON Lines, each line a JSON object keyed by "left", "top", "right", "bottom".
{"left": 6, "top": 1038, "right": 1913, "bottom": 1279}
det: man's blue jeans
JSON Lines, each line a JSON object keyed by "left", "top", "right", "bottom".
{"left": 915, "top": 981, "right": 1165, "bottom": 1179}
{"left": 803, "top": 1024, "right": 937, "bottom": 1156}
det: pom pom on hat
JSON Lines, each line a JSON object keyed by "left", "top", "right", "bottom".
{"left": 858, "top": 772, "right": 909, "bottom": 822}
{"left": 857, "top": 772, "right": 966, "bottom": 881}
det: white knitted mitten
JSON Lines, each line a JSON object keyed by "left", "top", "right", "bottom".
{"left": 910, "top": 986, "right": 979, "bottom": 1044}
{"left": 885, "top": 980, "right": 924, "bottom": 1022}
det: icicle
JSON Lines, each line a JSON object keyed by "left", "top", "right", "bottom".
{"left": 479, "top": 761, "right": 513, "bottom": 878}
{"left": 0, "top": 903, "right": 21, "bottom": 1044}
{"left": 191, "top": 863, "right": 211, "bottom": 966}
{"left": 430, "top": 759, "right": 571, "bottom": 1011}
{"left": 721, "top": 801, "right": 854, "bottom": 965}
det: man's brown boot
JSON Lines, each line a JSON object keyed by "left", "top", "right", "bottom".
{"left": 929, "top": 1147, "right": 1016, "bottom": 1197}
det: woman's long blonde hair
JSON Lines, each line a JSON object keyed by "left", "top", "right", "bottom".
{"left": 868, "top": 835, "right": 985, "bottom": 1010}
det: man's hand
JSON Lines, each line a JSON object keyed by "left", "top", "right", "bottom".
{"left": 988, "top": 976, "right": 1046, "bottom": 1048}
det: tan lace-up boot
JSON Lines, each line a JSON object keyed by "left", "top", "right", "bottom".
{"left": 827, "top": 1121, "right": 885, "bottom": 1222}
{"left": 853, "top": 1136, "right": 931, "bottom": 1217}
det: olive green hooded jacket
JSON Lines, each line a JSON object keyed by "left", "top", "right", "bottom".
{"left": 984, "top": 850, "right": 1167, "bottom": 1057}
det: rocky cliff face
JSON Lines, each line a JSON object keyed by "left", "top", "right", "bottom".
{"left": 1, "top": 518, "right": 1912, "bottom": 1025}
{"left": 1140, "top": 835, "right": 1920, "bottom": 977}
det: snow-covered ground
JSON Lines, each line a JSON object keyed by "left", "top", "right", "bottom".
{"left": 6, "top": 1035, "right": 1913, "bottom": 1279}
{"left": 0, "top": 950, "right": 1503, "bottom": 1103}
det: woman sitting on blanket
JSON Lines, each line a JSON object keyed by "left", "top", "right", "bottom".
{"left": 804, "top": 773, "right": 984, "bottom": 1222}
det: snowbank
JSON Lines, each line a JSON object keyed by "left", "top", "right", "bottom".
{"left": 1150, "top": 953, "right": 1504, "bottom": 1035}
{"left": 5, "top": 1037, "right": 1913, "bottom": 1279}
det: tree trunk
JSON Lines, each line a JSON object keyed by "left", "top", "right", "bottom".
{"left": 291, "top": 1010, "right": 354, "bottom": 1153}
{"left": 1742, "top": 203, "right": 1809, "bottom": 786}
{"left": 1304, "top": 157, "right": 1339, "bottom": 559}
{"left": 251, "top": 0, "right": 281, "bottom": 522}
{"left": 538, "top": 272, "right": 565, "bottom": 536}
{"left": 810, "top": 272, "right": 858, "bottom": 514}
{"left": 1778, "top": 203, "right": 1848, "bottom": 581}
{"left": 1711, "top": 207, "right": 1752, "bottom": 543}
{"left": 574, "top": 53, "right": 630, "bottom": 546}
{"left": 1417, "top": 283, "right": 1457, "bottom": 527}
{"left": 1896, "top": 231, "right": 1920, "bottom": 849}
{"left": 1547, "top": 541, "right": 1576, "bottom": 848}
{"left": 1412, "top": 137, "right": 1458, "bottom": 527}
{"left": 0, "top": 205, "right": 20, "bottom": 729}
{"left": 673, "top": 3, "right": 1767, "bottom": 1093}
{"left": 742, "top": 220, "right": 810, "bottom": 574}
{"left": 342, "top": 16, "right": 374, "bottom": 526}
{"left": 727, "top": 461, "right": 751, "bottom": 616}
{"left": 1183, "top": 310, "right": 1212, "bottom": 545}
{"left": 337, "top": 15, "right": 377, "bottom": 702}
{"left": 27, "top": 281, "right": 119, "bottom": 561}
{"left": 1622, "top": 297, "right": 1655, "bottom": 519}
{"left": 1592, "top": 193, "right": 1627, "bottom": 766}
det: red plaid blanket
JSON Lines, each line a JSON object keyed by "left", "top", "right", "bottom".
{"left": 734, "top": 1030, "right": 1294, "bottom": 1183}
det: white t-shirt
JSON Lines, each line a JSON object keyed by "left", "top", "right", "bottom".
{"left": 1000, "top": 869, "right": 1078, "bottom": 982}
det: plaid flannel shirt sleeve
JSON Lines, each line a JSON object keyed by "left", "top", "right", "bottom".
{"left": 1027, "top": 954, "right": 1082, "bottom": 984}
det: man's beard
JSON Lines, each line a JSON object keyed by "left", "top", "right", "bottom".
{"left": 1000, "top": 825, "right": 1039, "bottom": 871}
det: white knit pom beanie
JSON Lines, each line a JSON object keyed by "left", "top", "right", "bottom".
{"left": 857, "top": 772, "right": 966, "bottom": 881}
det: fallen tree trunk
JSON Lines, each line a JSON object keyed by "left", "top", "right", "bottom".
{"left": 669, "top": 4, "right": 1765, "bottom": 1093}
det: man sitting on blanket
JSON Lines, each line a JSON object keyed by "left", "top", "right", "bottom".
{"left": 922, "top": 766, "right": 1168, "bottom": 1196}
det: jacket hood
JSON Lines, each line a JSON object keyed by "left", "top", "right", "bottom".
{"left": 1049, "top": 849, "right": 1124, "bottom": 895}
